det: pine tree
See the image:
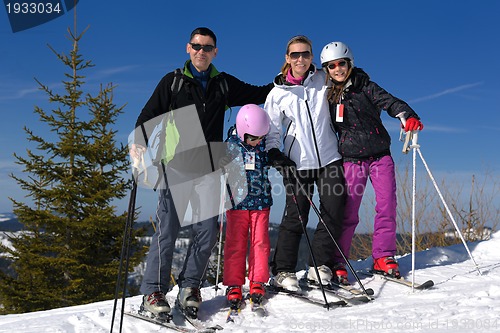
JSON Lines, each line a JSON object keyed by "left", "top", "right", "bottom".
{"left": 0, "top": 26, "right": 145, "bottom": 313}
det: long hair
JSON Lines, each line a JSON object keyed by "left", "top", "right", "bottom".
{"left": 280, "top": 35, "right": 313, "bottom": 77}
{"left": 327, "top": 63, "right": 353, "bottom": 103}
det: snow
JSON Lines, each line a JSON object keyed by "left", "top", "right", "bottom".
{"left": 0, "top": 232, "right": 15, "bottom": 254}
{"left": 1, "top": 232, "right": 500, "bottom": 333}
{"left": 0, "top": 213, "right": 15, "bottom": 223}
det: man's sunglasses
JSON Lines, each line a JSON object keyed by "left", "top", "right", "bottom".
{"left": 189, "top": 43, "right": 215, "bottom": 52}
{"left": 325, "top": 60, "right": 348, "bottom": 70}
{"left": 246, "top": 134, "right": 265, "bottom": 142}
{"left": 288, "top": 51, "right": 312, "bottom": 60}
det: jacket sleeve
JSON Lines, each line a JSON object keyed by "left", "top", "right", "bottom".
{"left": 365, "top": 81, "right": 420, "bottom": 120}
{"left": 263, "top": 90, "right": 283, "bottom": 151}
{"left": 133, "top": 73, "right": 174, "bottom": 146}
{"left": 223, "top": 72, "right": 273, "bottom": 107}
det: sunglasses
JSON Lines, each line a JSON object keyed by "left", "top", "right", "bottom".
{"left": 289, "top": 51, "right": 312, "bottom": 60}
{"left": 189, "top": 43, "right": 215, "bottom": 52}
{"left": 326, "top": 60, "right": 348, "bottom": 70}
{"left": 246, "top": 134, "right": 265, "bottom": 142}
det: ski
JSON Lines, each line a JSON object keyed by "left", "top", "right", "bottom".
{"left": 298, "top": 279, "right": 373, "bottom": 305}
{"left": 226, "top": 307, "right": 242, "bottom": 323}
{"left": 243, "top": 293, "right": 268, "bottom": 317}
{"left": 358, "top": 270, "right": 434, "bottom": 290}
{"left": 329, "top": 280, "right": 375, "bottom": 296}
{"left": 266, "top": 285, "right": 347, "bottom": 308}
{"left": 174, "top": 300, "right": 224, "bottom": 332}
{"left": 249, "top": 299, "right": 267, "bottom": 317}
{"left": 125, "top": 311, "right": 196, "bottom": 333}
{"left": 225, "top": 301, "right": 244, "bottom": 324}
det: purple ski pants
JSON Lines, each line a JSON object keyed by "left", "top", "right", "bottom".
{"left": 333, "top": 155, "right": 397, "bottom": 263}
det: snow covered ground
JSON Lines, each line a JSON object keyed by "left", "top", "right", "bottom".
{"left": 0, "top": 213, "right": 15, "bottom": 223}
{"left": 1, "top": 232, "right": 500, "bottom": 333}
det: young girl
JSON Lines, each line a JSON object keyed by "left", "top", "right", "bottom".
{"left": 222, "top": 104, "right": 273, "bottom": 307}
{"left": 320, "top": 41, "right": 423, "bottom": 279}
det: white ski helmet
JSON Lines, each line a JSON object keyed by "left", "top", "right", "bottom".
{"left": 320, "top": 41, "right": 354, "bottom": 67}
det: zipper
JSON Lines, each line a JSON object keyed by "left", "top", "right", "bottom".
{"left": 304, "top": 99, "right": 322, "bottom": 167}
{"left": 193, "top": 77, "right": 207, "bottom": 112}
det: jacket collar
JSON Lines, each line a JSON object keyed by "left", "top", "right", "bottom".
{"left": 273, "top": 64, "right": 320, "bottom": 87}
{"left": 182, "top": 60, "right": 221, "bottom": 79}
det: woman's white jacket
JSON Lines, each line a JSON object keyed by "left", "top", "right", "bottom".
{"left": 264, "top": 66, "right": 342, "bottom": 170}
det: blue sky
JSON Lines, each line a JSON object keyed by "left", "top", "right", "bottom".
{"left": 1, "top": 1, "right": 499, "bottom": 225}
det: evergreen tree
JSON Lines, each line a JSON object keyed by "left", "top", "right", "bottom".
{"left": 0, "top": 27, "right": 145, "bottom": 313}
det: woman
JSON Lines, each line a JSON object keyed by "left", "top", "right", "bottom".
{"left": 320, "top": 41, "right": 423, "bottom": 280}
{"left": 264, "top": 35, "right": 345, "bottom": 290}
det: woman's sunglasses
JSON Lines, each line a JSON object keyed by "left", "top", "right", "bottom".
{"left": 289, "top": 51, "right": 312, "bottom": 60}
{"left": 325, "top": 60, "right": 348, "bottom": 70}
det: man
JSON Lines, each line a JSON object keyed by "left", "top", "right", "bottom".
{"left": 130, "top": 27, "right": 272, "bottom": 319}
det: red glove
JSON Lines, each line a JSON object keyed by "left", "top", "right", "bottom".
{"left": 404, "top": 117, "right": 424, "bottom": 132}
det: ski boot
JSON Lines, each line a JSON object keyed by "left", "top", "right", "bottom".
{"left": 226, "top": 286, "right": 243, "bottom": 309}
{"left": 177, "top": 287, "right": 201, "bottom": 319}
{"left": 249, "top": 281, "right": 266, "bottom": 304}
{"left": 373, "top": 256, "right": 401, "bottom": 278}
{"left": 332, "top": 263, "right": 349, "bottom": 285}
{"left": 140, "top": 291, "right": 172, "bottom": 321}
{"left": 249, "top": 281, "right": 267, "bottom": 316}
{"left": 271, "top": 271, "right": 299, "bottom": 291}
{"left": 307, "top": 265, "right": 333, "bottom": 285}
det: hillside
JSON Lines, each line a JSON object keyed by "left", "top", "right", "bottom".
{"left": 0, "top": 231, "right": 499, "bottom": 332}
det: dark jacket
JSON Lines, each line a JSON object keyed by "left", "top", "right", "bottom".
{"left": 330, "top": 68, "right": 420, "bottom": 162}
{"left": 224, "top": 126, "right": 272, "bottom": 210}
{"left": 136, "top": 61, "right": 273, "bottom": 143}
{"left": 135, "top": 61, "right": 272, "bottom": 175}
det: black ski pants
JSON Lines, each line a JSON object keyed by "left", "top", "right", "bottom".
{"left": 271, "top": 160, "right": 345, "bottom": 275}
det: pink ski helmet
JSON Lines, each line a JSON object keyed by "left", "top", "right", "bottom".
{"left": 235, "top": 104, "right": 271, "bottom": 141}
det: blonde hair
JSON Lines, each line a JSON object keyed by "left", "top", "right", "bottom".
{"left": 280, "top": 35, "right": 313, "bottom": 77}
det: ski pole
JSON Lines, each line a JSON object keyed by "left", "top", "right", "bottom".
{"left": 284, "top": 168, "right": 331, "bottom": 310}
{"left": 111, "top": 125, "right": 148, "bottom": 332}
{"left": 396, "top": 112, "right": 419, "bottom": 154}
{"left": 110, "top": 170, "right": 138, "bottom": 333}
{"left": 214, "top": 171, "right": 229, "bottom": 295}
{"left": 396, "top": 113, "right": 481, "bottom": 285}
{"left": 396, "top": 113, "right": 417, "bottom": 290}
{"left": 289, "top": 168, "right": 372, "bottom": 297}
{"left": 416, "top": 147, "right": 482, "bottom": 275}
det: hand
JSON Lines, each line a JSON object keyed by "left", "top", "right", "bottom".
{"left": 129, "top": 143, "right": 146, "bottom": 161}
{"left": 267, "top": 148, "right": 296, "bottom": 168}
{"left": 268, "top": 148, "right": 297, "bottom": 182}
{"left": 404, "top": 117, "right": 424, "bottom": 132}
